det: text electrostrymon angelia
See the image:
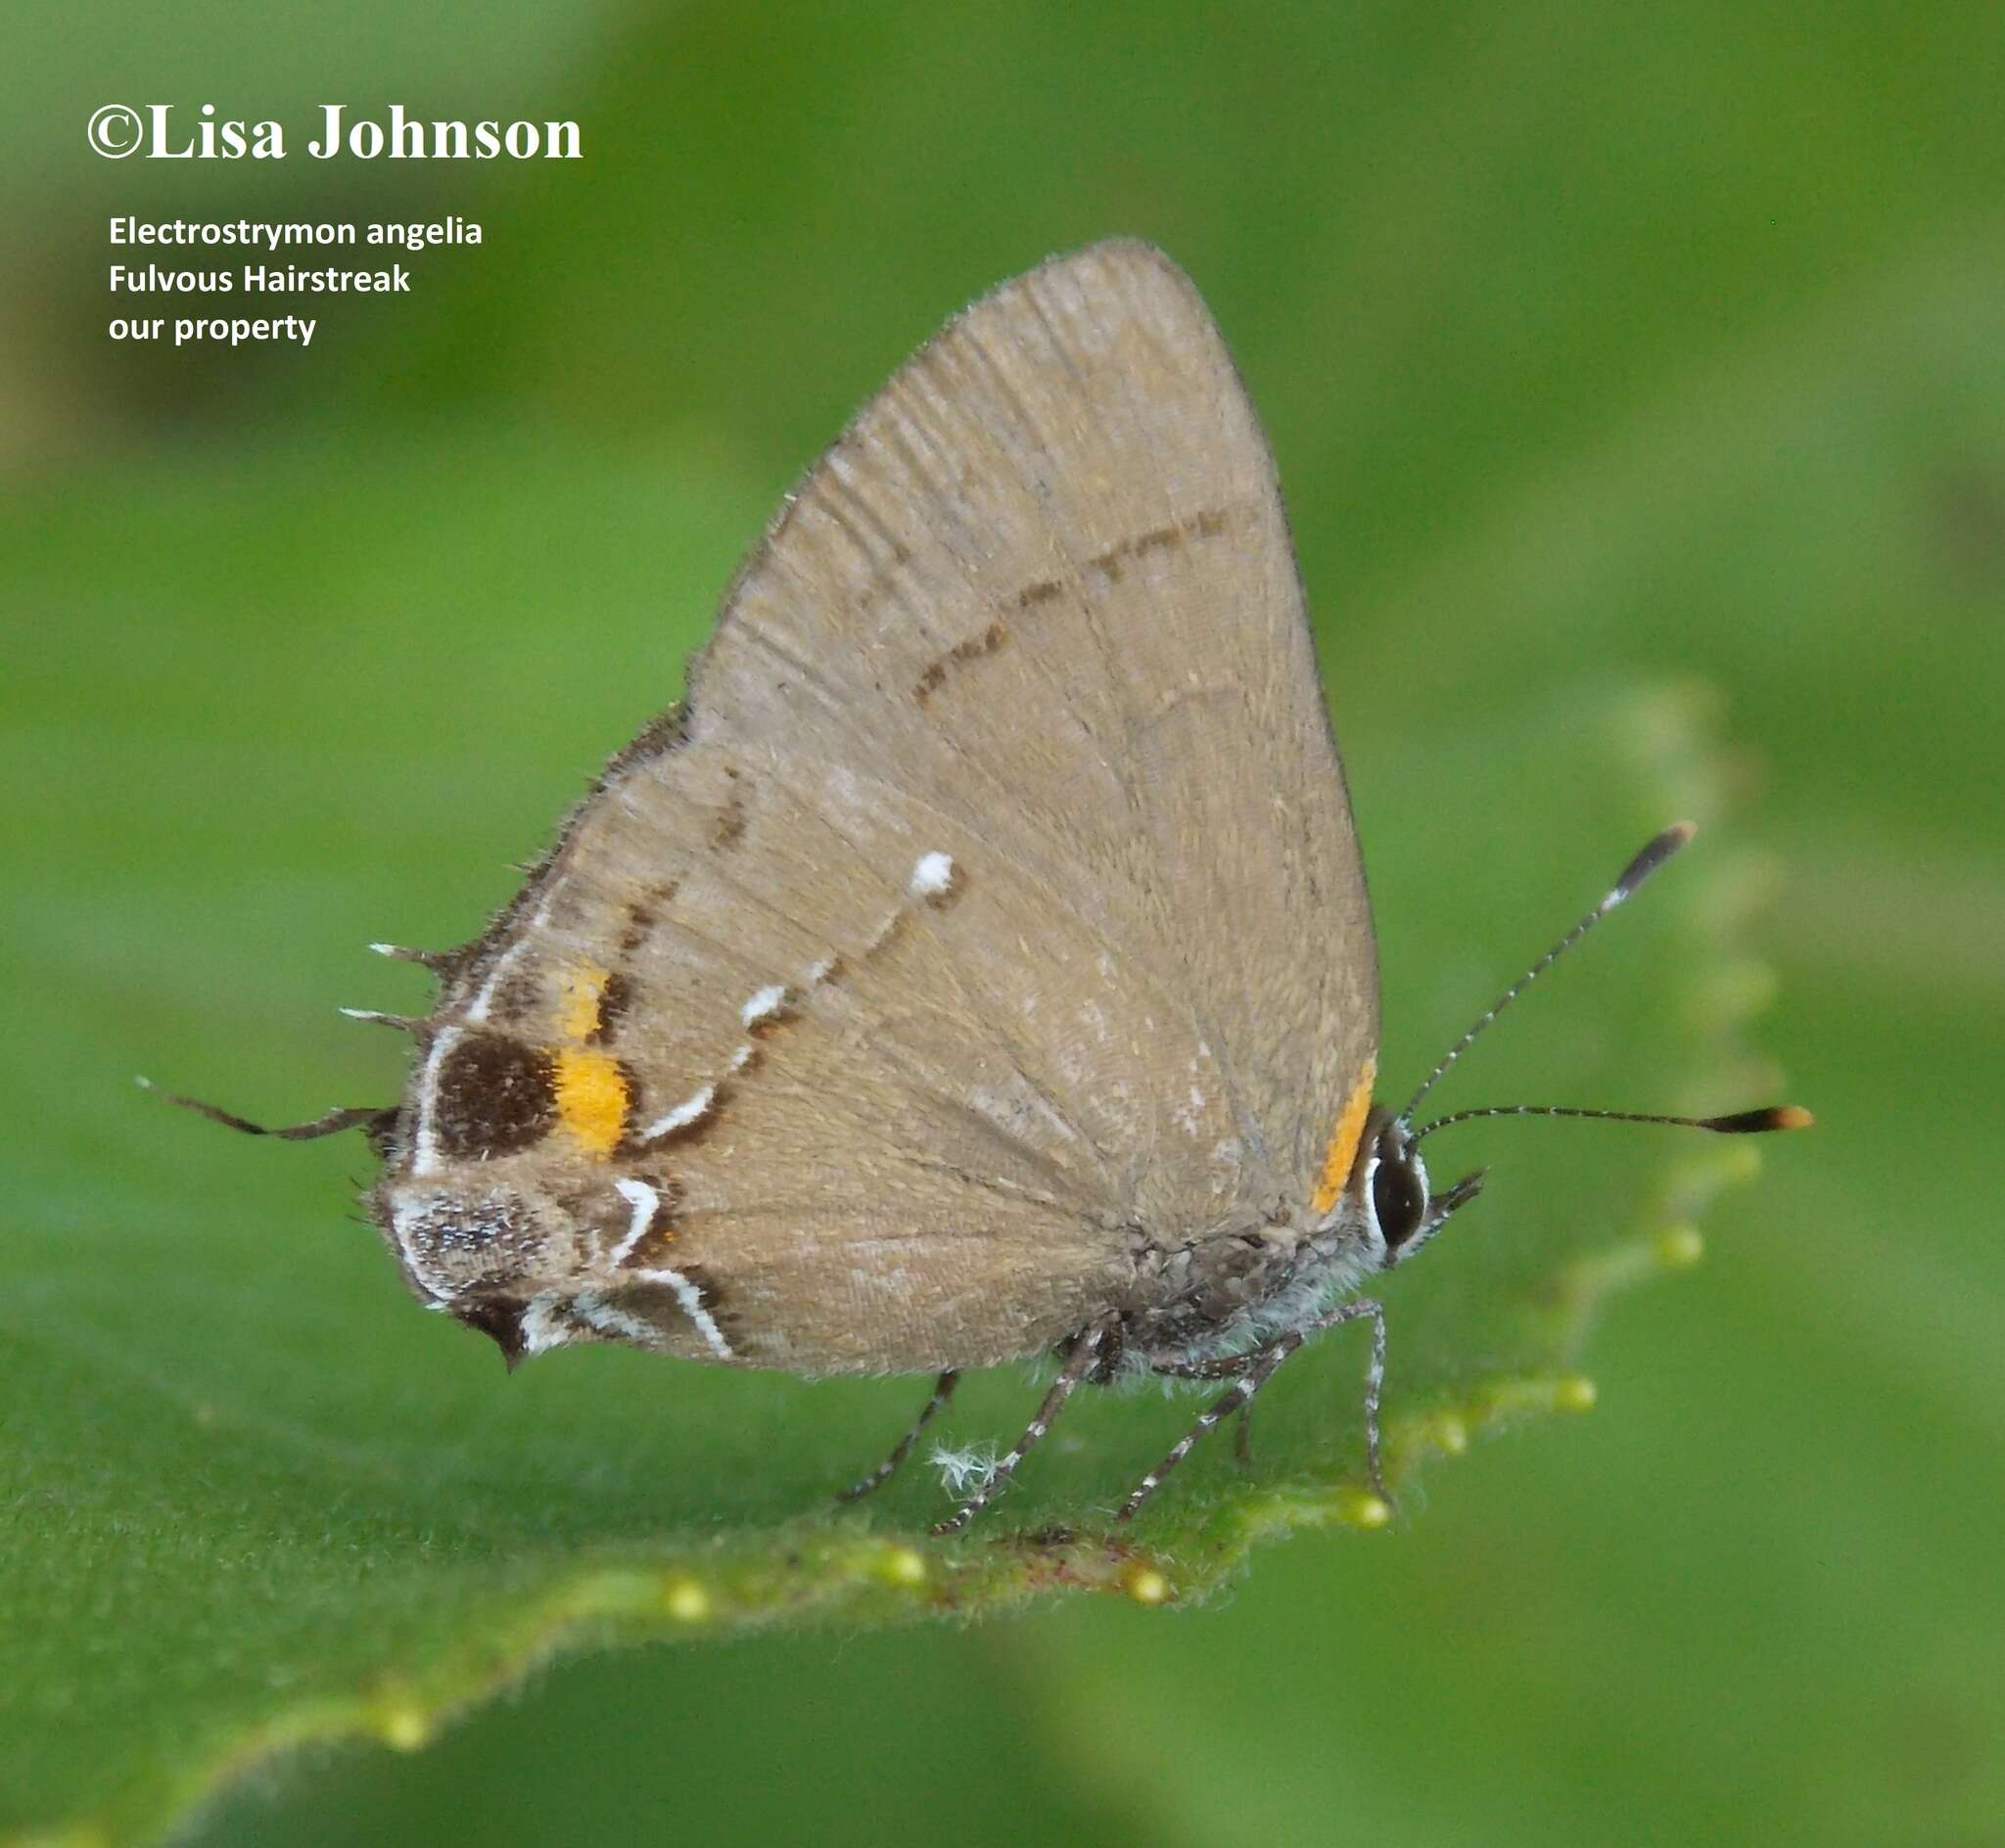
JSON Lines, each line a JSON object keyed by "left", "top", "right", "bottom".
{"left": 108, "top": 216, "right": 485, "bottom": 250}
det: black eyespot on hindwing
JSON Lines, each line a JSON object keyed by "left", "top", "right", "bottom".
{"left": 433, "top": 1032, "right": 558, "bottom": 1159}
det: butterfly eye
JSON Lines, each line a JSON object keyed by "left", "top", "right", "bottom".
{"left": 1371, "top": 1150, "right": 1428, "bottom": 1252}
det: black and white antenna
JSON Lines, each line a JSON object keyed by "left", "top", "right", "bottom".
{"left": 1399, "top": 822, "right": 1810, "bottom": 1144}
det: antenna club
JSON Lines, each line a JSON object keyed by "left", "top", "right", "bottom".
{"left": 1700, "top": 1104, "right": 1813, "bottom": 1133}
{"left": 1739, "top": 1104, "right": 1813, "bottom": 1132}
{"left": 1608, "top": 820, "right": 1700, "bottom": 908}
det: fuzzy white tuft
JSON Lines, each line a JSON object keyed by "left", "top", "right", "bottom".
{"left": 928, "top": 1441, "right": 999, "bottom": 1495}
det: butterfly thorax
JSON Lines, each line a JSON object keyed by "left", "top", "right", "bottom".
{"left": 1117, "top": 1206, "right": 1378, "bottom": 1368}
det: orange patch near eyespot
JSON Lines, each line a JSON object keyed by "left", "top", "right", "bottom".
{"left": 553, "top": 1046, "right": 628, "bottom": 1155}
{"left": 558, "top": 965, "right": 612, "bottom": 1042}
{"left": 1310, "top": 1057, "right": 1377, "bottom": 1218}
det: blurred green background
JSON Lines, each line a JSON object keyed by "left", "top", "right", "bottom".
{"left": 7, "top": 2, "right": 2002, "bottom": 1844}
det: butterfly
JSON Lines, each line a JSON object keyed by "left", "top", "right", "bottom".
{"left": 169, "top": 241, "right": 1805, "bottom": 1534}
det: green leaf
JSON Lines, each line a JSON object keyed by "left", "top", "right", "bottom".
{"left": 1, "top": 429, "right": 1782, "bottom": 1846}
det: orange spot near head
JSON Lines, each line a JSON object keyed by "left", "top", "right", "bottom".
{"left": 558, "top": 966, "right": 611, "bottom": 1042}
{"left": 1310, "top": 1057, "right": 1377, "bottom": 1218}
{"left": 553, "top": 1046, "right": 628, "bottom": 1155}
{"left": 1773, "top": 1104, "right": 1815, "bottom": 1131}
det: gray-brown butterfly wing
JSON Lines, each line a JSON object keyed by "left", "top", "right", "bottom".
{"left": 378, "top": 240, "right": 1378, "bottom": 1374}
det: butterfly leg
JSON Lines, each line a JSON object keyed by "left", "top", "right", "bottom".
{"left": 1321, "top": 1296, "right": 1389, "bottom": 1501}
{"left": 836, "top": 1368, "right": 960, "bottom": 1504}
{"left": 929, "top": 1321, "right": 1114, "bottom": 1537}
{"left": 1119, "top": 1344, "right": 1291, "bottom": 1522}
{"left": 1149, "top": 1350, "right": 1260, "bottom": 1465}
{"left": 1149, "top": 1352, "right": 1259, "bottom": 1382}
{"left": 1269, "top": 1296, "right": 1388, "bottom": 1501}
{"left": 1119, "top": 1299, "right": 1387, "bottom": 1521}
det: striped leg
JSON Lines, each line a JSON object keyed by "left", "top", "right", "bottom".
{"left": 929, "top": 1322, "right": 1113, "bottom": 1537}
{"left": 1333, "top": 1298, "right": 1389, "bottom": 1500}
{"left": 1118, "top": 1344, "right": 1291, "bottom": 1522}
{"left": 837, "top": 1369, "right": 959, "bottom": 1503}
{"left": 1119, "top": 1299, "right": 1387, "bottom": 1522}
{"left": 1150, "top": 1352, "right": 1258, "bottom": 1383}
{"left": 1150, "top": 1350, "right": 1258, "bottom": 1463}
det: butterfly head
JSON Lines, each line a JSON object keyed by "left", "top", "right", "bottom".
{"left": 1330, "top": 822, "right": 1809, "bottom": 1275}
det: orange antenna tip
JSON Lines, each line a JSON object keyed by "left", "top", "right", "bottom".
{"left": 1700, "top": 1104, "right": 1813, "bottom": 1133}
